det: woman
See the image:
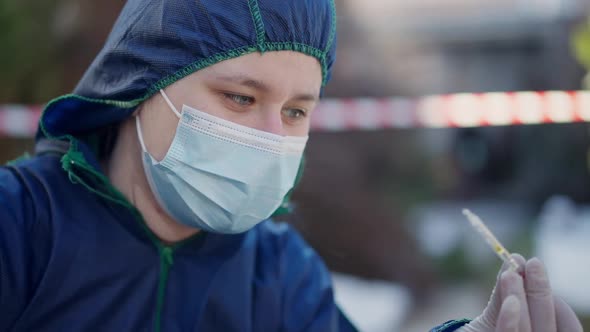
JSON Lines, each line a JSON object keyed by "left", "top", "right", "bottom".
{"left": 0, "top": 0, "right": 582, "bottom": 331}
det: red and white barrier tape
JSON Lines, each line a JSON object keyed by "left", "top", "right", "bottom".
{"left": 0, "top": 104, "right": 42, "bottom": 138}
{"left": 1, "top": 91, "right": 590, "bottom": 137}
{"left": 312, "top": 91, "right": 590, "bottom": 131}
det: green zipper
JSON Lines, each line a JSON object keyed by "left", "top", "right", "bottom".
{"left": 154, "top": 246, "right": 174, "bottom": 332}
{"left": 151, "top": 235, "right": 203, "bottom": 332}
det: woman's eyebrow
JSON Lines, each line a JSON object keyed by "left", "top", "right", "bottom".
{"left": 291, "top": 93, "right": 319, "bottom": 102}
{"left": 213, "top": 74, "right": 319, "bottom": 102}
{"left": 213, "top": 74, "right": 271, "bottom": 93}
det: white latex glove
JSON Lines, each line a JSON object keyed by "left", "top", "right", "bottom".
{"left": 458, "top": 255, "right": 583, "bottom": 332}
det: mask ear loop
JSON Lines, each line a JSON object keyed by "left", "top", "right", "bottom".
{"left": 135, "top": 113, "right": 149, "bottom": 153}
{"left": 135, "top": 89, "right": 179, "bottom": 161}
{"left": 160, "top": 89, "right": 182, "bottom": 118}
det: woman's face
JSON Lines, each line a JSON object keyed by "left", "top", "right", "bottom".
{"left": 138, "top": 51, "right": 322, "bottom": 161}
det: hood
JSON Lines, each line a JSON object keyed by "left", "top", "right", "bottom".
{"left": 38, "top": 0, "right": 337, "bottom": 140}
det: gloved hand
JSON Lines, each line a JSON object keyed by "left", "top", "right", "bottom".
{"left": 458, "top": 255, "right": 583, "bottom": 332}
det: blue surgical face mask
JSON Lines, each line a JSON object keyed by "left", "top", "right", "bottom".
{"left": 135, "top": 90, "right": 307, "bottom": 234}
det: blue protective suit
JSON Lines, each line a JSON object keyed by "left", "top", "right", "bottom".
{"left": 0, "top": 143, "right": 356, "bottom": 331}
{"left": 1, "top": 0, "right": 468, "bottom": 330}
{"left": 0, "top": 149, "right": 468, "bottom": 331}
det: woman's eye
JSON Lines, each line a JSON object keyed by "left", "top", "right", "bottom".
{"left": 282, "top": 108, "right": 307, "bottom": 120}
{"left": 224, "top": 93, "right": 254, "bottom": 106}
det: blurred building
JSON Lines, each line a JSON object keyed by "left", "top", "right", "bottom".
{"left": 328, "top": 0, "right": 588, "bottom": 97}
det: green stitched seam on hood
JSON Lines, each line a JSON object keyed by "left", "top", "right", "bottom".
{"left": 247, "top": 0, "right": 267, "bottom": 52}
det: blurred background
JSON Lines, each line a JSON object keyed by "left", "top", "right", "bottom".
{"left": 2, "top": 0, "right": 590, "bottom": 331}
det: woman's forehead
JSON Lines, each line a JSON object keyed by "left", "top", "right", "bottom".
{"left": 204, "top": 51, "right": 322, "bottom": 76}
{"left": 181, "top": 51, "right": 323, "bottom": 96}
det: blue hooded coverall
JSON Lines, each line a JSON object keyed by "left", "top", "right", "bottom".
{"left": 0, "top": 0, "right": 468, "bottom": 331}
